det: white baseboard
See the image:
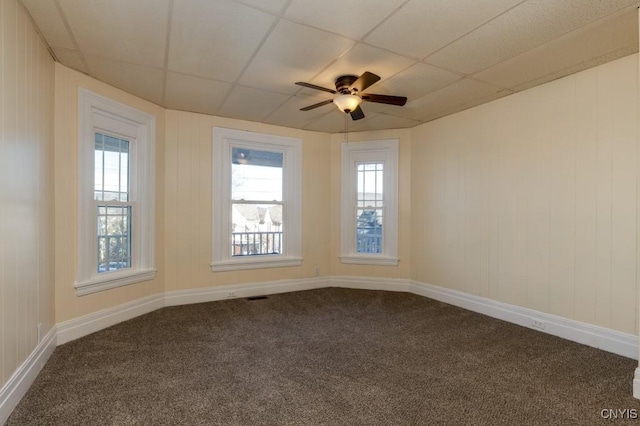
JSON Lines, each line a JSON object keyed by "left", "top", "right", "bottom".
{"left": 408, "top": 280, "right": 638, "bottom": 360}
{"left": 634, "top": 368, "right": 640, "bottom": 399}
{"left": 57, "top": 294, "right": 165, "bottom": 345}
{"left": 330, "top": 275, "right": 410, "bottom": 292}
{"left": 165, "top": 276, "right": 329, "bottom": 306}
{"left": 0, "top": 326, "right": 57, "bottom": 425}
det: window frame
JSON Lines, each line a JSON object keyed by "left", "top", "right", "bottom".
{"left": 341, "top": 139, "right": 399, "bottom": 266}
{"left": 212, "top": 127, "right": 302, "bottom": 272}
{"left": 76, "top": 88, "right": 156, "bottom": 296}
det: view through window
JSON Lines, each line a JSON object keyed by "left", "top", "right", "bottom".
{"left": 231, "top": 148, "right": 283, "bottom": 257}
{"left": 94, "top": 132, "right": 131, "bottom": 273}
{"left": 356, "top": 162, "right": 384, "bottom": 254}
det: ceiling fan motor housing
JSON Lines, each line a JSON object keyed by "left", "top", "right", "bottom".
{"left": 335, "top": 75, "right": 359, "bottom": 94}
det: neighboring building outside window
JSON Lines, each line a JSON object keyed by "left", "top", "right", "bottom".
{"left": 341, "top": 140, "right": 398, "bottom": 266}
{"left": 76, "top": 89, "right": 156, "bottom": 296}
{"left": 212, "top": 128, "right": 302, "bottom": 271}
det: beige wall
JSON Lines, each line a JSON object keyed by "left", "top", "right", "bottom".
{"left": 411, "top": 53, "right": 639, "bottom": 335}
{"left": 329, "top": 130, "right": 412, "bottom": 279}
{"left": 0, "top": 0, "right": 55, "bottom": 388}
{"left": 164, "top": 110, "right": 331, "bottom": 291}
{"left": 53, "top": 64, "right": 165, "bottom": 323}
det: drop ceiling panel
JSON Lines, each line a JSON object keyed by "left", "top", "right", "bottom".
{"left": 84, "top": 55, "right": 165, "bottom": 105}
{"left": 239, "top": 20, "right": 355, "bottom": 95}
{"left": 165, "top": 72, "right": 233, "bottom": 116}
{"left": 168, "top": 0, "right": 276, "bottom": 83}
{"left": 218, "top": 86, "right": 290, "bottom": 123}
{"left": 284, "top": 0, "right": 404, "bottom": 40}
{"left": 365, "top": 0, "right": 523, "bottom": 59}
{"left": 426, "top": 0, "right": 639, "bottom": 74}
{"left": 58, "top": 0, "right": 170, "bottom": 69}
{"left": 473, "top": 8, "right": 638, "bottom": 90}
{"left": 400, "top": 78, "right": 510, "bottom": 122}
{"left": 264, "top": 94, "right": 336, "bottom": 129}
{"left": 303, "top": 111, "right": 347, "bottom": 133}
{"left": 235, "top": 0, "right": 290, "bottom": 14}
{"left": 309, "top": 43, "right": 414, "bottom": 92}
{"left": 21, "top": 0, "right": 76, "bottom": 50}
{"left": 349, "top": 113, "right": 423, "bottom": 132}
{"left": 373, "top": 63, "right": 463, "bottom": 101}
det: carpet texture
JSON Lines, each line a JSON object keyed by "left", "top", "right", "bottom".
{"left": 7, "top": 288, "right": 639, "bottom": 425}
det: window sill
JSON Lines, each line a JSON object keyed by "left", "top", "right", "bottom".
{"left": 211, "top": 256, "right": 303, "bottom": 272}
{"left": 75, "top": 269, "right": 157, "bottom": 296}
{"left": 340, "top": 255, "right": 399, "bottom": 266}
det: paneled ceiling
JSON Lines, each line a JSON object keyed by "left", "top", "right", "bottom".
{"left": 21, "top": 0, "right": 639, "bottom": 133}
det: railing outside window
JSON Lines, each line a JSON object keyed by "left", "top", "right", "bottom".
{"left": 232, "top": 231, "right": 282, "bottom": 256}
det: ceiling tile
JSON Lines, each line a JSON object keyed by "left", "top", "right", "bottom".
{"left": 234, "top": 0, "right": 289, "bottom": 14}
{"left": 309, "top": 43, "right": 414, "bottom": 93}
{"left": 349, "top": 113, "right": 423, "bottom": 132}
{"left": 168, "top": 0, "right": 275, "bottom": 83}
{"left": 512, "top": 47, "right": 638, "bottom": 93}
{"left": 284, "top": 0, "right": 404, "bottom": 40}
{"left": 263, "top": 94, "right": 336, "bottom": 129}
{"left": 53, "top": 48, "right": 89, "bottom": 74}
{"left": 165, "top": 73, "right": 233, "bottom": 115}
{"left": 218, "top": 86, "right": 290, "bottom": 122}
{"left": 21, "top": 0, "right": 76, "bottom": 50}
{"left": 365, "top": 0, "right": 522, "bottom": 59}
{"left": 58, "top": 0, "right": 170, "bottom": 68}
{"left": 303, "top": 110, "right": 347, "bottom": 133}
{"left": 373, "top": 62, "right": 463, "bottom": 102}
{"left": 239, "top": 19, "right": 355, "bottom": 95}
{"left": 84, "top": 55, "right": 165, "bottom": 105}
{"left": 426, "top": 0, "right": 638, "bottom": 74}
{"left": 473, "top": 8, "right": 638, "bottom": 90}
{"left": 398, "top": 78, "right": 511, "bottom": 122}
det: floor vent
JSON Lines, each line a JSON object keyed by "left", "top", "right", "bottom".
{"left": 246, "top": 296, "right": 268, "bottom": 301}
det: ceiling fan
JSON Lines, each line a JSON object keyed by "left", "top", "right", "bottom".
{"left": 295, "top": 71, "right": 407, "bottom": 121}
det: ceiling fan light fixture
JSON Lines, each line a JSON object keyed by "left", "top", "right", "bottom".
{"left": 333, "top": 94, "right": 362, "bottom": 113}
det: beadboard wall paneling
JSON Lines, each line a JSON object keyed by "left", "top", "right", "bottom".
{"left": 411, "top": 54, "right": 639, "bottom": 335}
{"left": 0, "top": 0, "right": 55, "bottom": 389}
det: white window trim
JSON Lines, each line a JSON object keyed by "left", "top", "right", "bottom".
{"left": 76, "top": 88, "right": 156, "bottom": 296}
{"left": 212, "top": 127, "right": 302, "bottom": 272}
{"left": 340, "top": 139, "right": 399, "bottom": 266}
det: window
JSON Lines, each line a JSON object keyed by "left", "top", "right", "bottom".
{"left": 341, "top": 140, "right": 398, "bottom": 266}
{"left": 212, "top": 128, "right": 302, "bottom": 271}
{"left": 76, "top": 89, "right": 156, "bottom": 296}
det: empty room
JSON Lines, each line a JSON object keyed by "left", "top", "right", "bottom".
{"left": 2, "top": 0, "right": 640, "bottom": 424}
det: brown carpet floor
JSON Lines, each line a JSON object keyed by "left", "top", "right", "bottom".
{"left": 7, "top": 288, "right": 639, "bottom": 425}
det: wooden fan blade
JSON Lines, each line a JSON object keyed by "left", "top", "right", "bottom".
{"left": 295, "top": 82, "right": 336, "bottom": 94}
{"left": 350, "top": 105, "right": 365, "bottom": 121}
{"left": 300, "top": 99, "right": 334, "bottom": 111}
{"left": 361, "top": 93, "right": 407, "bottom": 106}
{"left": 349, "top": 72, "right": 380, "bottom": 93}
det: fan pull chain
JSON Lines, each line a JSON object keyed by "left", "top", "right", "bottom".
{"left": 344, "top": 112, "right": 349, "bottom": 144}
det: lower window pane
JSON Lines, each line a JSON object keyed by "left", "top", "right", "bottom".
{"left": 97, "top": 205, "right": 132, "bottom": 272}
{"left": 356, "top": 208, "right": 383, "bottom": 254}
{"left": 231, "top": 203, "right": 283, "bottom": 256}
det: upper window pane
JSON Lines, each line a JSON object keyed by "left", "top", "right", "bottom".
{"left": 231, "top": 148, "right": 283, "bottom": 202}
{"left": 94, "top": 133, "right": 130, "bottom": 202}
